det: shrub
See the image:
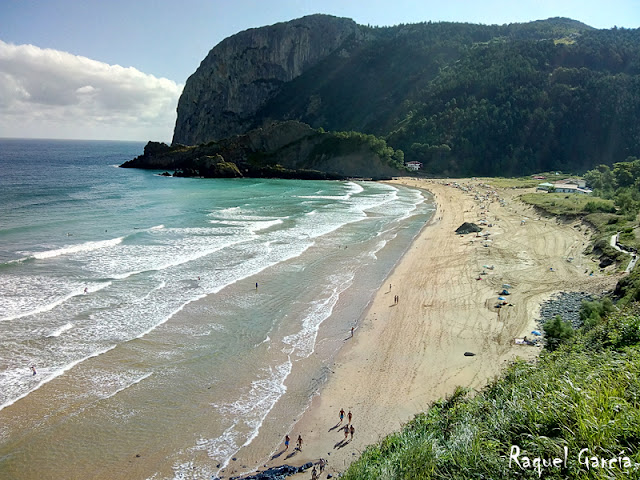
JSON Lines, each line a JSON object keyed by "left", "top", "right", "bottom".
{"left": 579, "top": 298, "right": 614, "bottom": 330}
{"left": 544, "top": 315, "right": 574, "bottom": 350}
{"left": 584, "top": 200, "right": 616, "bottom": 213}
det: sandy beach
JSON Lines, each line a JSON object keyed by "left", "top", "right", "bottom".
{"left": 238, "top": 178, "right": 618, "bottom": 479}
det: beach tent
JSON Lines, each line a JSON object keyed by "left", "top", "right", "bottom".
{"left": 500, "top": 289, "right": 510, "bottom": 295}
{"left": 502, "top": 284, "right": 512, "bottom": 288}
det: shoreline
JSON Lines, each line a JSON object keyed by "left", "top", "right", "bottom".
{"left": 230, "top": 178, "right": 619, "bottom": 479}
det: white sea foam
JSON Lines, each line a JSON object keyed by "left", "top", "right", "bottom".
{"left": 47, "top": 322, "right": 74, "bottom": 338}
{"left": 254, "top": 335, "right": 271, "bottom": 347}
{"left": 132, "top": 234, "right": 318, "bottom": 341}
{"left": 192, "top": 358, "right": 293, "bottom": 478}
{"left": 88, "top": 233, "right": 247, "bottom": 281}
{"left": 0, "top": 344, "right": 117, "bottom": 413}
{"left": 365, "top": 238, "right": 392, "bottom": 261}
{"left": 31, "top": 236, "right": 125, "bottom": 260}
{"left": 282, "top": 271, "right": 355, "bottom": 358}
{"left": 248, "top": 218, "right": 284, "bottom": 233}
{"left": 0, "top": 281, "right": 112, "bottom": 322}
{"left": 295, "top": 181, "right": 363, "bottom": 201}
{"left": 101, "top": 372, "right": 153, "bottom": 401}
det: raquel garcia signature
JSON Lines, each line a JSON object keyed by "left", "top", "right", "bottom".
{"left": 508, "top": 445, "right": 640, "bottom": 477}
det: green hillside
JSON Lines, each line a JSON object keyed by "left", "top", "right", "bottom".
{"left": 251, "top": 20, "right": 640, "bottom": 176}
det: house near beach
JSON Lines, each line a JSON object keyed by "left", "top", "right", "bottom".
{"left": 405, "top": 161, "right": 422, "bottom": 171}
{"left": 559, "top": 178, "right": 587, "bottom": 188}
{"left": 552, "top": 183, "right": 592, "bottom": 194}
{"left": 536, "top": 181, "right": 592, "bottom": 194}
{"left": 536, "top": 182, "right": 554, "bottom": 191}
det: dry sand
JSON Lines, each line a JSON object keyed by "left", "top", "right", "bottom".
{"left": 240, "top": 178, "right": 619, "bottom": 479}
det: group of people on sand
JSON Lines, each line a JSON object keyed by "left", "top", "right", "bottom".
{"left": 282, "top": 432, "right": 327, "bottom": 479}
{"left": 339, "top": 408, "right": 355, "bottom": 441}
{"left": 280, "top": 407, "right": 357, "bottom": 478}
{"left": 283, "top": 433, "right": 304, "bottom": 452}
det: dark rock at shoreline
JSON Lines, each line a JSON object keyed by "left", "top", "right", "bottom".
{"left": 229, "top": 462, "right": 312, "bottom": 480}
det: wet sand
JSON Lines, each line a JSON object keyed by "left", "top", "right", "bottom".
{"left": 237, "top": 178, "right": 618, "bottom": 479}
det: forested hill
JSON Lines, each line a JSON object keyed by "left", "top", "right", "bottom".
{"left": 173, "top": 16, "right": 640, "bottom": 176}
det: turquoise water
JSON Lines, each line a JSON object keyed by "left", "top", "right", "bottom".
{"left": 0, "top": 139, "right": 433, "bottom": 479}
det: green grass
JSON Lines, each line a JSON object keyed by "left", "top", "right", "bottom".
{"left": 519, "top": 193, "right": 616, "bottom": 217}
{"left": 519, "top": 193, "right": 639, "bottom": 271}
{"left": 343, "top": 305, "right": 640, "bottom": 479}
{"left": 475, "top": 177, "right": 543, "bottom": 188}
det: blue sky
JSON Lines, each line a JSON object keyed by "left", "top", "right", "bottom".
{"left": 1, "top": 0, "right": 639, "bottom": 141}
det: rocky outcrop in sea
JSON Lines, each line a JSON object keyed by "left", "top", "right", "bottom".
{"left": 122, "top": 121, "right": 403, "bottom": 180}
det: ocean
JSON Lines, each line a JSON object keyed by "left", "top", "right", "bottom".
{"left": 0, "top": 139, "right": 434, "bottom": 479}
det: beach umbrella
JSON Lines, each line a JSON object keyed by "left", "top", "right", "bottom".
{"left": 498, "top": 296, "right": 506, "bottom": 300}
{"left": 531, "top": 330, "right": 542, "bottom": 336}
{"left": 502, "top": 284, "right": 512, "bottom": 288}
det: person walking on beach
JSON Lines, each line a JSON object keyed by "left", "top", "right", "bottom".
{"left": 350, "top": 326, "right": 354, "bottom": 338}
{"left": 311, "top": 466, "right": 318, "bottom": 480}
{"left": 350, "top": 424, "right": 355, "bottom": 440}
{"left": 297, "top": 434, "right": 303, "bottom": 451}
{"left": 344, "top": 425, "right": 349, "bottom": 440}
{"left": 319, "top": 458, "right": 326, "bottom": 472}
{"left": 348, "top": 410, "right": 352, "bottom": 425}
{"left": 284, "top": 434, "right": 290, "bottom": 451}
{"left": 339, "top": 408, "right": 345, "bottom": 424}
{"left": 256, "top": 282, "right": 258, "bottom": 290}
{"left": 30, "top": 365, "right": 37, "bottom": 376}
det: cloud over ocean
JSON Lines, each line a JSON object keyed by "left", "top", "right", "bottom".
{"left": 0, "top": 40, "right": 183, "bottom": 141}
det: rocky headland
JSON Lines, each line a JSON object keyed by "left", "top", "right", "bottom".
{"left": 121, "top": 121, "right": 404, "bottom": 180}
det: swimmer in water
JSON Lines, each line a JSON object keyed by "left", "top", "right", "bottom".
{"left": 31, "top": 366, "right": 37, "bottom": 376}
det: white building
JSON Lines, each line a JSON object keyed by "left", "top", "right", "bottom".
{"left": 552, "top": 183, "right": 592, "bottom": 194}
{"left": 406, "top": 161, "right": 422, "bottom": 171}
{"left": 536, "top": 182, "right": 554, "bottom": 191}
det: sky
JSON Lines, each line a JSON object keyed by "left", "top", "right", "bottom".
{"left": 1, "top": 0, "right": 639, "bottom": 142}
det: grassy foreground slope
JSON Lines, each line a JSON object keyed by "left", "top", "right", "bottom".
{"left": 343, "top": 304, "right": 640, "bottom": 479}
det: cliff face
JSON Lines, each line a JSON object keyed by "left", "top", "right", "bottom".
{"left": 172, "top": 15, "right": 359, "bottom": 145}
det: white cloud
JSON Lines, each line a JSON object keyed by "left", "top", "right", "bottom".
{"left": 0, "top": 40, "right": 183, "bottom": 141}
